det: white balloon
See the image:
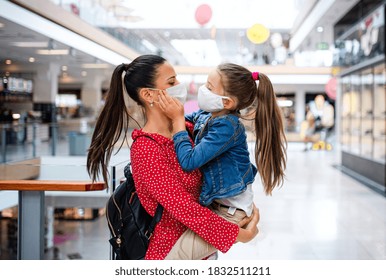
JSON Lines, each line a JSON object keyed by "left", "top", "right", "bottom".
{"left": 270, "top": 32, "right": 283, "bottom": 48}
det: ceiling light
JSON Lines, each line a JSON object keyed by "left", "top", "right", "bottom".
{"left": 316, "top": 26, "right": 324, "bottom": 33}
{"left": 28, "top": 57, "right": 35, "bottom": 62}
{"left": 62, "top": 65, "right": 68, "bottom": 71}
{"left": 5, "top": 59, "right": 12, "bottom": 65}
{"left": 36, "top": 49, "right": 69, "bottom": 55}
{"left": 81, "top": 63, "right": 111, "bottom": 69}
{"left": 12, "top": 114, "right": 21, "bottom": 120}
{"left": 12, "top": 42, "right": 49, "bottom": 48}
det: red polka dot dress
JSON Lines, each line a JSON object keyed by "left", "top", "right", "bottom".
{"left": 130, "top": 125, "right": 239, "bottom": 260}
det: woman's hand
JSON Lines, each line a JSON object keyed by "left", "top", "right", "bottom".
{"left": 158, "top": 91, "right": 186, "bottom": 134}
{"left": 235, "top": 204, "right": 260, "bottom": 243}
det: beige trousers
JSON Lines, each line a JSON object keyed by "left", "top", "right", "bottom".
{"left": 165, "top": 204, "right": 247, "bottom": 260}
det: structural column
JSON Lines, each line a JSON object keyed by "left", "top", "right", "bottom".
{"left": 295, "top": 89, "right": 306, "bottom": 131}
{"left": 33, "top": 63, "right": 61, "bottom": 153}
{"left": 33, "top": 63, "right": 60, "bottom": 104}
{"left": 81, "top": 70, "right": 105, "bottom": 118}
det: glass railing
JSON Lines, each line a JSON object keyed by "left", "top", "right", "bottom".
{"left": 0, "top": 119, "right": 133, "bottom": 164}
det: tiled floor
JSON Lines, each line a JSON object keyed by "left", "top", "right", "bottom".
{"left": 1, "top": 138, "right": 386, "bottom": 260}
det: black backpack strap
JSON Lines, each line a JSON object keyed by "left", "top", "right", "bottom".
{"left": 145, "top": 204, "right": 164, "bottom": 239}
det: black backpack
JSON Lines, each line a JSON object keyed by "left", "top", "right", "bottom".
{"left": 106, "top": 155, "right": 163, "bottom": 260}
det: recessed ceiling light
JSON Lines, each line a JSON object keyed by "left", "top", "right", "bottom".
{"left": 5, "top": 59, "right": 12, "bottom": 65}
{"left": 28, "top": 57, "right": 35, "bottom": 62}
{"left": 62, "top": 65, "right": 68, "bottom": 71}
{"left": 12, "top": 42, "right": 49, "bottom": 48}
{"left": 36, "top": 49, "right": 69, "bottom": 55}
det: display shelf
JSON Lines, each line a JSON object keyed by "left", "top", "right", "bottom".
{"left": 339, "top": 61, "right": 385, "bottom": 188}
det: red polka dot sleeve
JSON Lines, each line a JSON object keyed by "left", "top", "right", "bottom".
{"left": 130, "top": 130, "right": 239, "bottom": 259}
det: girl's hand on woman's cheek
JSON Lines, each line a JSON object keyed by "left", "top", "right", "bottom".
{"left": 159, "top": 91, "right": 184, "bottom": 119}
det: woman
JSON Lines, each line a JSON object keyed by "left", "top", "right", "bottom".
{"left": 87, "top": 54, "right": 259, "bottom": 260}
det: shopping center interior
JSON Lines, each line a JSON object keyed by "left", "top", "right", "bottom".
{"left": 0, "top": 0, "right": 385, "bottom": 260}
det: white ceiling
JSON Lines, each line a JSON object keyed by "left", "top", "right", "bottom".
{"left": 99, "top": 0, "right": 299, "bottom": 29}
{"left": 0, "top": 0, "right": 363, "bottom": 87}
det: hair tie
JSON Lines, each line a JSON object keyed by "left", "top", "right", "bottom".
{"left": 252, "top": 72, "right": 259, "bottom": 81}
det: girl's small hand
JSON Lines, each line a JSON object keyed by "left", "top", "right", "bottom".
{"left": 158, "top": 91, "right": 186, "bottom": 134}
{"left": 238, "top": 204, "right": 259, "bottom": 229}
{"left": 246, "top": 204, "right": 260, "bottom": 231}
{"left": 236, "top": 204, "right": 259, "bottom": 243}
{"left": 158, "top": 91, "right": 184, "bottom": 119}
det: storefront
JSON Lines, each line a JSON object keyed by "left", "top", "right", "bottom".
{"left": 335, "top": 2, "right": 385, "bottom": 192}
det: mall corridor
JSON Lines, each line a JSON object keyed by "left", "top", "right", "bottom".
{"left": 0, "top": 0, "right": 385, "bottom": 267}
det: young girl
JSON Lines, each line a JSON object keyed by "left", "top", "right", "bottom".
{"left": 159, "top": 63, "right": 287, "bottom": 259}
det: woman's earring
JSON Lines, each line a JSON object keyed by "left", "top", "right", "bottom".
{"left": 150, "top": 102, "right": 154, "bottom": 107}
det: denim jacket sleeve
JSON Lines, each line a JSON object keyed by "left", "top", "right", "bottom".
{"left": 184, "top": 109, "right": 205, "bottom": 123}
{"left": 173, "top": 118, "right": 236, "bottom": 172}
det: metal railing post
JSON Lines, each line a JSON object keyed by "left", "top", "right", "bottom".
{"left": 1, "top": 125, "right": 6, "bottom": 163}
{"left": 32, "top": 122, "right": 37, "bottom": 158}
{"left": 51, "top": 123, "right": 57, "bottom": 156}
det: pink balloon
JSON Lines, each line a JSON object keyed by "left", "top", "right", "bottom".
{"left": 195, "top": 4, "right": 212, "bottom": 26}
{"left": 325, "top": 77, "right": 337, "bottom": 100}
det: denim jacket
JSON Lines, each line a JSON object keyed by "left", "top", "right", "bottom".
{"left": 173, "top": 110, "right": 257, "bottom": 206}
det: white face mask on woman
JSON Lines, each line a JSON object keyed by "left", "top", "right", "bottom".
{"left": 165, "top": 83, "right": 188, "bottom": 104}
{"left": 197, "top": 85, "right": 231, "bottom": 112}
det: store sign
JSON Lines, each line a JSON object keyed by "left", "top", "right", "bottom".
{"left": 317, "top": 42, "right": 329, "bottom": 50}
{"left": 1, "top": 77, "right": 33, "bottom": 94}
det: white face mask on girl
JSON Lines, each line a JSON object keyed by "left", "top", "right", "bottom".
{"left": 166, "top": 83, "right": 188, "bottom": 104}
{"left": 197, "top": 85, "right": 231, "bottom": 112}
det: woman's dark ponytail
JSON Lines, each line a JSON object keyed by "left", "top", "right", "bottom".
{"left": 87, "top": 63, "right": 129, "bottom": 184}
{"left": 87, "top": 55, "right": 166, "bottom": 185}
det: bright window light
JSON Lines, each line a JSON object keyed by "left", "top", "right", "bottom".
{"left": 81, "top": 63, "right": 111, "bottom": 69}
{"left": 278, "top": 100, "right": 293, "bottom": 107}
{"left": 141, "top": 39, "right": 157, "bottom": 53}
{"left": 171, "top": 39, "right": 221, "bottom": 66}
